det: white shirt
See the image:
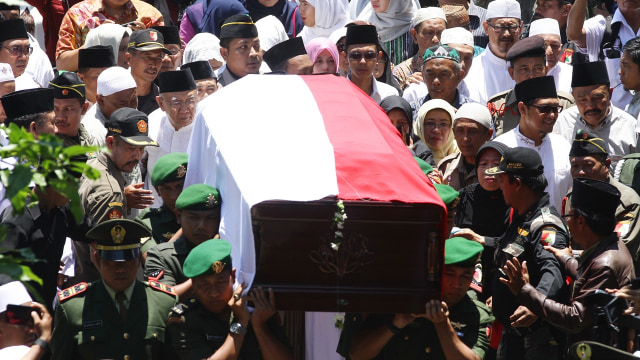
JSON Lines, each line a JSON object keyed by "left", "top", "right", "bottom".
{"left": 465, "top": 46, "right": 515, "bottom": 104}
{"left": 495, "top": 125, "right": 572, "bottom": 211}
{"left": 626, "top": 90, "right": 640, "bottom": 121}
{"left": 81, "top": 104, "right": 108, "bottom": 146}
{"left": 348, "top": 75, "right": 399, "bottom": 104}
{"left": 14, "top": 73, "right": 40, "bottom": 91}
{"left": 145, "top": 108, "right": 195, "bottom": 208}
{"left": 402, "top": 79, "right": 470, "bottom": 105}
{"left": 547, "top": 62, "right": 573, "bottom": 93}
{"left": 553, "top": 105, "right": 638, "bottom": 167}
{"left": 0, "top": 345, "right": 30, "bottom": 359}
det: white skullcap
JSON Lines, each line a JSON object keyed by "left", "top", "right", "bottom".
{"left": 412, "top": 7, "right": 447, "bottom": 27}
{"left": 183, "top": 33, "right": 224, "bottom": 64}
{"left": 329, "top": 27, "right": 348, "bottom": 45}
{"left": 0, "top": 281, "right": 32, "bottom": 313}
{"left": 454, "top": 102, "right": 492, "bottom": 129}
{"left": 529, "top": 18, "right": 561, "bottom": 37}
{"left": 97, "top": 66, "right": 136, "bottom": 96}
{"left": 486, "top": 0, "right": 521, "bottom": 20}
{"left": 441, "top": 27, "right": 474, "bottom": 47}
{"left": 256, "top": 15, "right": 289, "bottom": 52}
{"left": 0, "top": 63, "right": 14, "bottom": 83}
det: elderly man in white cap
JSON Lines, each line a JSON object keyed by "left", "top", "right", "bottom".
{"left": 438, "top": 103, "right": 494, "bottom": 190}
{"left": 465, "top": 0, "right": 522, "bottom": 104}
{"left": 0, "top": 281, "right": 52, "bottom": 360}
{"left": 0, "top": 63, "right": 15, "bottom": 124}
{"left": 393, "top": 7, "right": 447, "bottom": 90}
{"left": 81, "top": 67, "right": 138, "bottom": 146}
{"left": 528, "top": 18, "right": 573, "bottom": 92}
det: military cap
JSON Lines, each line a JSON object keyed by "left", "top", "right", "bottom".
{"left": 220, "top": 14, "right": 259, "bottom": 41}
{"left": 571, "top": 177, "right": 620, "bottom": 218}
{"left": 150, "top": 25, "right": 181, "bottom": 46}
{"left": 345, "top": 25, "right": 379, "bottom": 48}
{"left": 1, "top": 88, "right": 54, "bottom": 121}
{"left": 0, "top": 19, "right": 28, "bottom": 43}
{"left": 475, "top": 141, "right": 508, "bottom": 166}
{"left": 423, "top": 44, "right": 460, "bottom": 63}
{"left": 572, "top": 61, "right": 609, "bottom": 88}
{"left": 263, "top": 37, "right": 308, "bottom": 69}
{"left": 183, "top": 239, "right": 233, "bottom": 278}
{"left": 414, "top": 156, "right": 434, "bottom": 177}
{"left": 506, "top": 35, "right": 545, "bottom": 62}
{"left": 486, "top": 146, "right": 544, "bottom": 176}
{"left": 158, "top": 69, "right": 197, "bottom": 93}
{"left": 49, "top": 72, "right": 86, "bottom": 99}
{"left": 515, "top": 76, "right": 557, "bottom": 103}
{"left": 435, "top": 183, "right": 459, "bottom": 206}
{"left": 569, "top": 130, "right": 608, "bottom": 157}
{"left": 78, "top": 45, "right": 116, "bottom": 69}
{"left": 86, "top": 219, "right": 150, "bottom": 261}
{"left": 175, "top": 184, "right": 221, "bottom": 210}
{"left": 129, "top": 29, "right": 171, "bottom": 54}
{"left": 445, "top": 237, "right": 483, "bottom": 267}
{"left": 151, "top": 152, "right": 188, "bottom": 187}
{"left": 107, "top": 108, "right": 158, "bottom": 146}
{"left": 181, "top": 61, "right": 216, "bottom": 80}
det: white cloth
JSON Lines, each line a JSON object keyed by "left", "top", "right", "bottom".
{"left": 547, "top": 62, "right": 573, "bottom": 93}
{"left": 81, "top": 103, "right": 108, "bottom": 145}
{"left": 256, "top": 15, "right": 289, "bottom": 52}
{"left": 0, "top": 345, "right": 30, "bottom": 359}
{"left": 465, "top": 46, "right": 514, "bottom": 104}
{"left": 14, "top": 73, "right": 39, "bottom": 90}
{"left": 486, "top": 0, "right": 521, "bottom": 20}
{"left": 84, "top": 23, "right": 131, "bottom": 66}
{"left": 25, "top": 33, "right": 54, "bottom": 88}
{"left": 305, "top": 312, "right": 345, "bottom": 360}
{"left": 495, "top": 126, "right": 572, "bottom": 211}
{"left": 529, "top": 18, "right": 561, "bottom": 37}
{"left": 402, "top": 80, "right": 470, "bottom": 104}
{"left": 0, "top": 281, "right": 32, "bottom": 313}
{"left": 299, "top": 0, "right": 350, "bottom": 45}
{"left": 357, "top": 0, "right": 417, "bottom": 42}
{"left": 145, "top": 108, "right": 195, "bottom": 208}
{"left": 626, "top": 91, "right": 640, "bottom": 121}
{"left": 183, "top": 32, "right": 225, "bottom": 64}
{"left": 553, "top": 105, "right": 638, "bottom": 168}
{"left": 581, "top": 12, "right": 639, "bottom": 109}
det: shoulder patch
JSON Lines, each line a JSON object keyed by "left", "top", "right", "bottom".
{"left": 148, "top": 280, "right": 177, "bottom": 296}
{"left": 615, "top": 220, "right": 631, "bottom": 238}
{"left": 108, "top": 202, "right": 124, "bottom": 208}
{"left": 58, "top": 282, "right": 89, "bottom": 302}
{"left": 541, "top": 227, "right": 557, "bottom": 246}
{"left": 108, "top": 209, "right": 122, "bottom": 219}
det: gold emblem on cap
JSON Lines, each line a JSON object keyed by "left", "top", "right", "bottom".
{"left": 111, "top": 225, "right": 126, "bottom": 244}
{"left": 582, "top": 132, "right": 588, "bottom": 140}
{"left": 211, "top": 261, "right": 225, "bottom": 274}
{"left": 575, "top": 343, "right": 591, "bottom": 359}
{"left": 206, "top": 193, "right": 218, "bottom": 207}
{"left": 62, "top": 89, "right": 69, "bottom": 95}
{"left": 137, "top": 120, "right": 148, "bottom": 133}
{"left": 176, "top": 165, "right": 186, "bottom": 178}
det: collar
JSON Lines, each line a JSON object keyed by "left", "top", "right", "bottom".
{"left": 102, "top": 278, "right": 136, "bottom": 305}
{"left": 96, "top": 106, "right": 109, "bottom": 125}
{"left": 577, "top": 233, "right": 618, "bottom": 267}
{"left": 578, "top": 107, "right": 612, "bottom": 130}
{"left": 612, "top": 9, "right": 637, "bottom": 34}
{"left": 484, "top": 45, "right": 509, "bottom": 67}
{"left": 174, "top": 235, "right": 193, "bottom": 255}
{"left": 424, "top": 90, "right": 462, "bottom": 108}
{"left": 516, "top": 193, "right": 551, "bottom": 221}
{"left": 347, "top": 74, "right": 377, "bottom": 97}
{"left": 514, "top": 124, "right": 547, "bottom": 147}
{"left": 505, "top": 88, "right": 518, "bottom": 106}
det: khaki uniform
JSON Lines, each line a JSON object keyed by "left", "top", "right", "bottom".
{"left": 437, "top": 152, "right": 477, "bottom": 191}
{"left": 79, "top": 152, "right": 127, "bottom": 223}
{"left": 488, "top": 89, "right": 575, "bottom": 137}
{"left": 135, "top": 205, "right": 180, "bottom": 253}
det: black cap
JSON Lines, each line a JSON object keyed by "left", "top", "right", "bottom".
{"left": 263, "top": 37, "right": 308, "bottom": 69}
{"left": 49, "top": 72, "right": 85, "bottom": 99}
{"left": 128, "top": 29, "right": 171, "bottom": 54}
{"left": 507, "top": 36, "right": 546, "bottom": 62}
{"left": 569, "top": 129, "right": 608, "bottom": 157}
{"left": 150, "top": 26, "right": 181, "bottom": 46}
{"left": 515, "top": 76, "right": 557, "bottom": 102}
{"left": 78, "top": 45, "right": 116, "bottom": 69}
{"left": 1, "top": 88, "right": 54, "bottom": 121}
{"left": 475, "top": 141, "right": 508, "bottom": 166}
{"left": 220, "top": 14, "right": 258, "bottom": 41}
{"left": 180, "top": 61, "right": 216, "bottom": 80}
{"left": 86, "top": 219, "right": 150, "bottom": 261}
{"left": 572, "top": 61, "right": 610, "bottom": 88}
{"left": 106, "top": 108, "right": 158, "bottom": 146}
{"left": 345, "top": 25, "right": 379, "bottom": 48}
{"left": 571, "top": 178, "right": 620, "bottom": 218}
{"left": 485, "top": 146, "right": 544, "bottom": 176}
{"left": 0, "top": 3, "right": 19, "bottom": 10}
{"left": 158, "top": 69, "right": 197, "bottom": 93}
{"left": 0, "top": 19, "right": 28, "bottom": 43}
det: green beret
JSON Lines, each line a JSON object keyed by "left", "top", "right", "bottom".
{"left": 175, "top": 184, "right": 221, "bottom": 210}
{"left": 183, "top": 239, "right": 233, "bottom": 278}
{"left": 435, "top": 184, "right": 459, "bottom": 206}
{"left": 445, "top": 237, "right": 483, "bottom": 267}
{"left": 414, "top": 156, "right": 434, "bottom": 176}
{"left": 151, "top": 153, "right": 188, "bottom": 187}
{"left": 86, "top": 219, "right": 150, "bottom": 261}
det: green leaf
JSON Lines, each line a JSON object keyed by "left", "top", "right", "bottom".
{"left": 63, "top": 145, "right": 99, "bottom": 158}
{"left": 19, "top": 265, "right": 43, "bottom": 285}
{"left": 32, "top": 173, "right": 47, "bottom": 188}
{"left": 5, "top": 164, "right": 33, "bottom": 200}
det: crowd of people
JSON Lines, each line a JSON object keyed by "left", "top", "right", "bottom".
{"left": 1, "top": 0, "right": 640, "bottom": 359}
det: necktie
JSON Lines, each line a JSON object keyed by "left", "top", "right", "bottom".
{"left": 115, "top": 291, "right": 128, "bottom": 322}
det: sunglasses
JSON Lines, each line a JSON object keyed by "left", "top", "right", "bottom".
{"left": 348, "top": 51, "right": 378, "bottom": 61}
{"left": 529, "top": 104, "right": 562, "bottom": 114}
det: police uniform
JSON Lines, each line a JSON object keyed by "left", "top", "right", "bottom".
{"left": 217, "top": 15, "right": 259, "bottom": 88}
{"left": 128, "top": 30, "right": 171, "bottom": 115}
{"left": 50, "top": 219, "right": 177, "bottom": 360}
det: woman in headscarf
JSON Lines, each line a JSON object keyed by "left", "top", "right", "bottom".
{"left": 357, "top": 0, "right": 417, "bottom": 66}
{"left": 374, "top": 44, "right": 402, "bottom": 95}
{"left": 297, "top": 0, "right": 349, "bottom": 45}
{"left": 245, "top": 0, "right": 304, "bottom": 39}
{"left": 305, "top": 37, "right": 339, "bottom": 74}
{"left": 182, "top": 33, "right": 226, "bottom": 73}
{"left": 256, "top": 15, "right": 289, "bottom": 52}
{"left": 180, "top": 0, "right": 248, "bottom": 44}
{"left": 380, "top": 95, "right": 412, "bottom": 146}
{"left": 84, "top": 23, "right": 132, "bottom": 69}
{"left": 413, "top": 99, "right": 459, "bottom": 166}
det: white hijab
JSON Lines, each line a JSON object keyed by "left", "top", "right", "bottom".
{"left": 84, "top": 23, "right": 132, "bottom": 65}
{"left": 256, "top": 15, "right": 289, "bottom": 52}
{"left": 298, "top": 0, "right": 350, "bottom": 45}
{"left": 357, "top": 0, "right": 417, "bottom": 42}
{"left": 182, "top": 32, "right": 225, "bottom": 64}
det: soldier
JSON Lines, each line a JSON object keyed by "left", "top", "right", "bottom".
{"left": 144, "top": 184, "right": 221, "bottom": 298}
{"left": 50, "top": 219, "right": 178, "bottom": 360}
{"left": 166, "top": 239, "right": 293, "bottom": 359}
{"left": 342, "top": 237, "right": 493, "bottom": 360}
{"left": 49, "top": 72, "right": 97, "bottom": 149}
{"left": 136, "top": 152, "right": 187, "bottom": 254}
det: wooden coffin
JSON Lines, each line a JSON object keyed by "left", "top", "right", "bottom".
{"left": 251, "top": 197, "right": 444, "bottom": 313}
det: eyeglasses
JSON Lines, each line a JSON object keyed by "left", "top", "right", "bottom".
{"left": 487, "top": 22, "right": 521, "bottom": 34}
{"left": 529, "top": 104, "right": 562, "bottom": 114}
{"left": 1, "top": 45, "right": 33, "bottom": 56}
{"left": 423, "top": 122, "right": 451, "bottom": 130}
{"left": 348, "top": 51, "right": 378, "bottom": 61}
{"left": 168, "top": 98, "right": 197, "bottom": 109}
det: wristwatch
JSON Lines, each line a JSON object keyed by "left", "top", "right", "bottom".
{"left": 33, "top": 338, "right": 50, "bottom": 352}
{"left": 386, "top": 322, "right": 402, "bottom": 335}
{"left": 230, "top": 322, "right": 247, "bottom": 335}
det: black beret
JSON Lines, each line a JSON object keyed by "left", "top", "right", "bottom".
{"left": 158, "top": 69, "right": 197, "bottom": 93}
{"left": 220, "top": 14, "right": 258, "bottom": 41}
{"left": 151, "top": 26, "right": 181, "bottom": 46}
{"left": 180, "top": 61, "right": 216, "bottom": 80}
{"left": 49, "top": 72, "right": 86, "bottom": 99}
{"left": 569, "top": 129, "right": 608, "bottom": 157}
{"left": 78, "top": 45, "right": 116, "bottom": 69}
{"left": 345, "top": 25, "right": 379, "bottom": 48}
{"left": 572, "top": 61, "right": 610, "bottom": 88}
{"left": 0, "top": 19, "right": 29, "bottom": 43}
{"left": 507, "top": 35, "right": 545, "bottom": 62}
{"left": 515, "top": 76, "right": 557, "bottom": 103}
{"left": 1, "top": 88, "right": 54, "bottom": 121}
{"left": 263, "top": 37, "right": 308, "bottom": 69}
{"left": 571, "top": 177, "right": 620, "bottom": 218}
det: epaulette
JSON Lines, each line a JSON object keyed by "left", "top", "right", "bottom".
{"left": 58, "top": 282, "right": 90, "bottom": 302}
{"left": 148, "top": 279, "right": 177, "bottom": 296}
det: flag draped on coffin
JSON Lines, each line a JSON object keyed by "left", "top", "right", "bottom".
{"left": 185, "top": 74, "right": 445, "bottom": 287}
